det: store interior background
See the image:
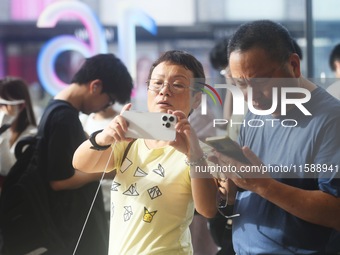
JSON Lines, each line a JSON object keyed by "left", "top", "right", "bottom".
{"left": 0, "top": 0, "right": 340, "bottom": 118}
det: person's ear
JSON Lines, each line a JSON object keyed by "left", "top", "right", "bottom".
{"left": 90, "top": 79, "right": 103, "bottom": 94}
{"left": 289, "top": 53, "right": 301, "bottom": 78}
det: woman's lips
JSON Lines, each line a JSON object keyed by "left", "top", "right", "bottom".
{"left": 157, "top": 101, "right": 172, "bottom": 107}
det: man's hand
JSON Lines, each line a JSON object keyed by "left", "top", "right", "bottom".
{"left": 210, "top": 146, "right": 272, "bottom": 193}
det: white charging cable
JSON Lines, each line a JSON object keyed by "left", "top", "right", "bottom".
{"left": 72, "top": 141, "right": 117, "bottom": 255}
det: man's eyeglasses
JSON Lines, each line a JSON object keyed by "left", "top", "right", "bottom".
{"left": 146, "top": 79, "right": 195, "bottom": 94}
{"left": 103, "top": 93, "right": 115, "bottom": 109}
{"left": 107, "top": 94, "right": 115, "bottom": 106}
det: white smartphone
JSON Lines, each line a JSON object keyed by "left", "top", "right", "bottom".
{"left": 122, "top": 111, "right": 177, "bottom": 141}
{"left": 205, "top": 135, "right": 249, "bottom": 163}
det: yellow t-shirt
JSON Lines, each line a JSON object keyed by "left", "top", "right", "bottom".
{"left": 109, "top": 139, "right": 194, "bottom": 255}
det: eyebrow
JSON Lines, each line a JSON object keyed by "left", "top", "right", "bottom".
{"left": 151, "top": 74, "right": 189, "bottom": 80}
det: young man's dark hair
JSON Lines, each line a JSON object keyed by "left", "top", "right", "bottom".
{"left": 72, "top": 53, "right": 133, "bottom": 104}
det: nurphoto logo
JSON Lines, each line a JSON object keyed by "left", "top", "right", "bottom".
{"left": 198, "top": 78, "right": 312, "bottom": 128}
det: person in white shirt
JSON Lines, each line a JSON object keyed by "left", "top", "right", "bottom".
{"left": 0, "top": 77, "right": 37, "bottom": 185}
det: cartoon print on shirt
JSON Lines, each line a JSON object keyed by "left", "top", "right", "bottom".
{"left": 153, "top": 163, "right": 165, "bottom": 177}
{"left": 134, "top": 167, "right": 148, "bottom": 177}
{"left": 116, "top": 156, "right": 167, "bottom": 224}
{"left": 121, "top": 157, "right": 132, "bottom": 173}
{"left": 123, "top": 183, "right": 139, "bottom": 196}
{"left": 148, "top": 186, "right": 162, "bottom": 200}
{"left": 143, "top": 207, "right": 157, "bottom": 223}
{"left": 124, "top": 206, "right": 133, "bottom": 221}
{"left": 111, "top": 181, "right": 121, "bottom": 191}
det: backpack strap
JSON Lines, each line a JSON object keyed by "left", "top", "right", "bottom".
{"left": 106, "top": 139, "right": 136, "bottom": 180}
{"left": 36, "top": 100, "right": 70, "bottom": 138}
{"left": 14, "top": 136, "right": 36, "bottom": 160}
{"left": 121, "top": 139, "right": 136, "bottom": 163}
{"left": 14, "top": 100, "right": 70, "bottom": 159}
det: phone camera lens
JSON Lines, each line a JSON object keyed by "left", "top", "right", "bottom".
{"left": 165, "top": 122, "right": 171, "bottom": 128}
{"left": 162, "top": 115, "right": 168, "bottom": 121}
{"left": 169, "top": 116, "right": 175, "bottom": 122}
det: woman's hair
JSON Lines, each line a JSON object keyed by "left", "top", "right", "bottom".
{"left": 147, "top": 50, "right": 206, "bottom": 91}
{"left": 0, "top": 77, "right": 37, "bottom": 134}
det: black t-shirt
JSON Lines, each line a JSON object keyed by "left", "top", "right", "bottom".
{"left": 41, "top": 100, "right": 109, "bottom": 255}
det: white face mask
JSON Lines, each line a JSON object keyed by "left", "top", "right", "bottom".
{"left": 0, "top": 111, "right": 16, "bottom": 126}
{"left": 0, "top": 97, "right": 24, "bottom": 126}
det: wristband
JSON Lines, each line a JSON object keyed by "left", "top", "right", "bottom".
{"left": 89, "top": 129, "right": 111, "bottom": 151}
{"left": 185, "top": 152, "right": 208, "bottom": 166}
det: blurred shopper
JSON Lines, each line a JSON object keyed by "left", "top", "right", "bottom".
{"left": 0, "top": 77, "right": 37, "bottom": 254}
{"left": 40, "top": 53, "right": 133, "bottom": 255}
{"left": 329, "top": 43, "right": 340, "bottom": 78}
{"left": 327, "top": 43, "right": 340, "bottom": 99}
{"left": 80, "top": 106, "right": 118, "bottom": 136}
{"left": 2, "top": 54, "right": 133, "bottom": 255}
{"left": 209, "top": 37, "right": 244, "bottom": 141}
{"left": 208, "top": 37, "right": 236, "bottom": 255}
{"left": 0, "top": 77, "right": 37, "bottom": 187}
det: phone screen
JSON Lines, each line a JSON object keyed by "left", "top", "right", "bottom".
{"left": 205, "top": 136, "right": 250, "bottom": 163}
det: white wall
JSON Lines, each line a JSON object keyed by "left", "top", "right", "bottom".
{"left": 100, "top": 0, "right": 195, "bottom": 26}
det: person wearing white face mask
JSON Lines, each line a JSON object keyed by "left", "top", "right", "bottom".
{"left": 0, "top": 98, "right": 24, "bottom": 131}
{"left": 0, "top": 77, "right": 37, "bottom": 188}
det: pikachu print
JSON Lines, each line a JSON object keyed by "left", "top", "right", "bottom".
{"left": 143, "top": 207, "right": 157, "bottom": 223}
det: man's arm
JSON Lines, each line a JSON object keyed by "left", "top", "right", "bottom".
{"left": 214, "top": 147, "right": 340, "bottom": 230}
{"left": 256, "top": 178, "right": 340, "bottom": 231}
